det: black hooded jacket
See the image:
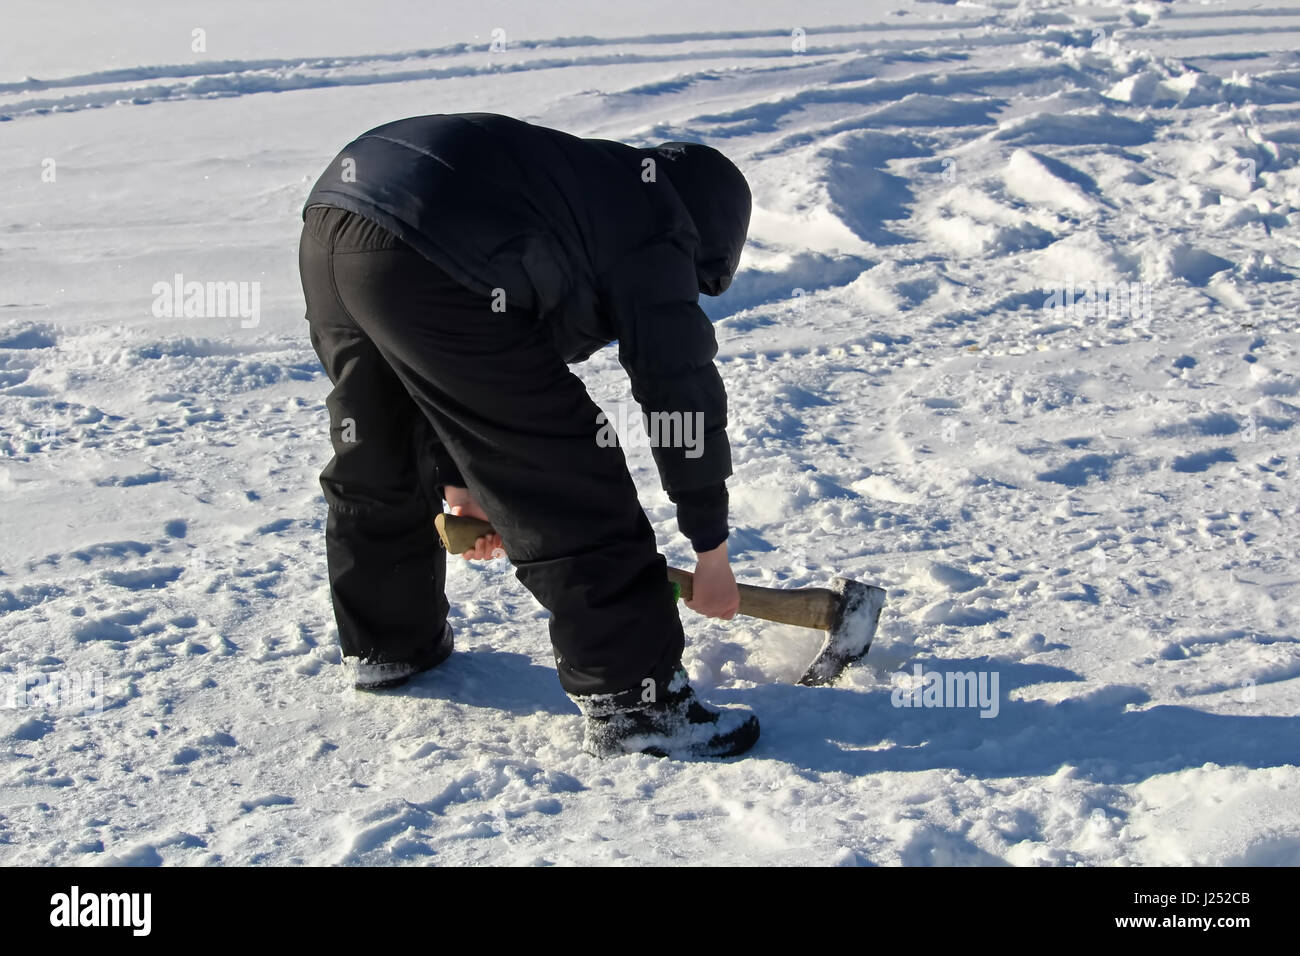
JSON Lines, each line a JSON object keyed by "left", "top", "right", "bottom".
{"left": 303, "top": 112, "right": 750, "bottom": 551}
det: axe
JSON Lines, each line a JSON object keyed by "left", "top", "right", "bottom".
{"left": 434, "top": 512, "right": 886, "bottom": 686}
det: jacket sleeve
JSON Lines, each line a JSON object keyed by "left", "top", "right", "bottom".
{"left": 599, "top": 237, "right": 732, "bottom": 544}
{"left": 667, "top": 483, "right": 729, "bottom": 553}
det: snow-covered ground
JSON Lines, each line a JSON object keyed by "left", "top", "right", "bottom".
{"left": 2, "top": 0, "right": 1299, "bottom": 865}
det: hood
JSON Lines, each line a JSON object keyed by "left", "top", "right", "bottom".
{"left": 645, "top": 142, "right": 751, "bottom": 296}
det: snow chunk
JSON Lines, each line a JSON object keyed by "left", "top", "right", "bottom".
{"left": 1004, "top": 149, "right": 1096, "bottom": 215}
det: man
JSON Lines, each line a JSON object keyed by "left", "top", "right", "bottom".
{"left": 298, "top": 112, "right": 757, "bottom": 758}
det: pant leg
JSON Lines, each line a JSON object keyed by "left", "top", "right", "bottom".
{"left": 323, "top": 211, "right": 685, "bottom": 703}
{"left": 299, "top": 207, "right": 449, "bottom": 664}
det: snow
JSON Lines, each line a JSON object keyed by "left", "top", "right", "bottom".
{"left": 1, "top": 0, "right": 1299, "bottom": 865}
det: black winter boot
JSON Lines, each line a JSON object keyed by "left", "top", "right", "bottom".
{"left": 351, "top": 621, "right": 454, "bottom": 690}
{"left": 572, "top": 666, "right": 759, "bottom": 759}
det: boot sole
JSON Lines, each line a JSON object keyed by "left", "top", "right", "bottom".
{"left": 588, "top": 713, "right": 760, "bottom": 760}
{"left": 353, "top": 625, "right": 454, "bottom": 691}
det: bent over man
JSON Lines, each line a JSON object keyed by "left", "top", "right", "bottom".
{"left": 298, "top": 112, "right": 757, "bottom": 758}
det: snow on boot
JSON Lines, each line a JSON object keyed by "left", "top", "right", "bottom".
{"left": 573, "top": 667, "right": 759, "bottom": 759}
{"left": 351, "top": 621, "right": 454, "bottom": 690}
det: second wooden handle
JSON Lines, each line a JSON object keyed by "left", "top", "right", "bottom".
{"left": 435, "top": 513, "right": 498, "bottom": 554}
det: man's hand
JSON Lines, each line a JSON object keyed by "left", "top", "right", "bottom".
{"left": 443, "top": 486, "right": 504, "bottom": 561}
{"left": 683, "top": 541, "right": 739, "bottom": 620}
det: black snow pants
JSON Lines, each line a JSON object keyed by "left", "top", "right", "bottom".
{"left": 298, "top": 204, "right": 685, "bottom": 704}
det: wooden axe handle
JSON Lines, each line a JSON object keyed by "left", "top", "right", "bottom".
{"left": 666, "top": 566, "right": 837, "bottom": 630}
{"left": 435, "top": 512, "right": 838, "bottom": 631}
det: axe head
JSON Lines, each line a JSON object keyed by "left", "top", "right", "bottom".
{"left": 798, "top": 577, "right": 887, "bottom": 686}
